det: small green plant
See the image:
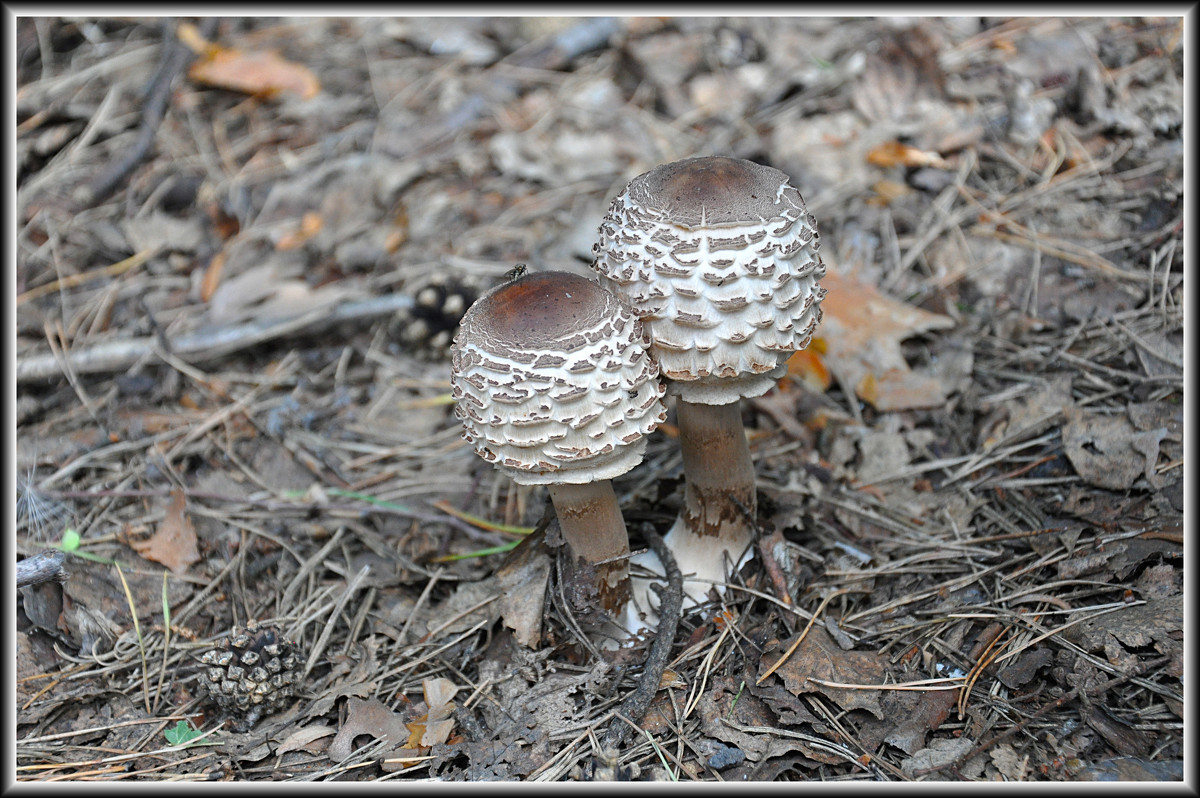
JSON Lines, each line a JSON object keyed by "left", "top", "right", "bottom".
{"left": 55, "top": 527, "right": 114, "bottom": 564}
{"left": 60, "top": 528, "right": 81, "bottom": 551}
{"left": 164, "top": 720, "right": 205, "bottom": 747}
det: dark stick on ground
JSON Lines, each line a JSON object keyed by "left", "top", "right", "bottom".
{"left": 83, "top": 18, "right": 221, "bottom": 205}
{"left": 16, "top": 550, "right": 69, "bottom": 589}
{"left": 598, "top": 524, "right": 684, "bottom": 755}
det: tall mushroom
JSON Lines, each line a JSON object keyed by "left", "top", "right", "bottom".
{"left": 450, "top": 269, "right": 667, "bottom": 630}
{"left": 592, "top": 156, "right": 826, "bottom": 609}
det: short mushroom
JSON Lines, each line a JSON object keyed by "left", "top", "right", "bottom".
{"left": 450, "top": 269, "right": 667, "bottom": 630}
{"left": 592, "top": 156, "right": 826, "bottom": 609}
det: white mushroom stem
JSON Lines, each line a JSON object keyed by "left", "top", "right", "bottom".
{"left": 547, "top": 481, "right": 632, "bottom": 615}
{"left": 622, "top": 399, "right": 757, "bottom": 628}
{"left": 667, "top": 398, "right": 757, "bottom": 603}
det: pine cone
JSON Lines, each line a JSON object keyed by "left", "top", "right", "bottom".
{"left": 199, "top": 619, "right": 299, "bottom": 730}
{"left": 393, "top": 275, "right": 480, "bottom": 360}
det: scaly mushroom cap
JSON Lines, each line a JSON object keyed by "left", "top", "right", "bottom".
{"left": 451, "top": 270, "right": 667, "bottom": 485}
{"left": 592, "top": 156, "right": 826, "bottom": 405}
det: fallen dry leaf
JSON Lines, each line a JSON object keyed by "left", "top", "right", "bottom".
{"left": 867, "top": 140, "right": 950, "bottom": 169}
{"left": 818, "top": 270, "right": 955, "bottom": 411}
{"left": 784, "top": 340, "right": 832, "bottom": 392}
{"left": 427, "top": 534, "right": 549, "bottom": 648}
{"left": 900, "top": 736, "right": 985, "bottom": 779}
{"left": 275, "top": 211, "right": 324, "bottom": 251}
{"left": 199, "top": 251, "right": 226, "bottom": 303}
{"left": 883, "top": 689, "right": 955, "bottom": 755}
{"left": 328, "top": 697, "right": 409, "bottom": 762}
{"left": 129, "top": 488, "right": 200, "bottom": 575}
{"left": 207, "top": 259, "right": 365, "bottom": 325}
{"left": 758, "top": 625, "right": 890, "bottom": 718}
{"left": 418, "top": 677, "right": 459, "bottom": 747}
{"left": 181, "top": 23, "right": 320, "bottom": 100}
{"left": 1062, "top": 405, "right": 1166, "bottom": 490}
{"left": 274, "top": 724, "right": 336, "bottom": 757}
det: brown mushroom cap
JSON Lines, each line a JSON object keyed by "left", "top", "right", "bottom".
{"left": 451, "top": 270, "right": 667, "bottom": 484}
{"left": 592, "top": 156, "right": 826, "bottom": 405}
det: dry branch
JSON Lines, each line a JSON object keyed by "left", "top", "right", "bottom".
{"left": 598, "top": 526, "right": 683, "bottom": 754}
{"left": 17, "top": 293, "right": 414, "bottom": 384}
{"left": 16, "top": 550, "right": 69, "bottom": 589}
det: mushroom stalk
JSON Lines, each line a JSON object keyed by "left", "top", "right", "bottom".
{"left": 653, "top": 398, "right": 756, "bottom": 605}
{"left": 547, "top": 481, "right": 632, "bottom": 614}
{"left": 676, "top": 398, "right": 756, "bottom": 543}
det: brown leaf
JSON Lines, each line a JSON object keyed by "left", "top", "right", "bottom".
{"left": 130, "top": 488, "right": 200, "bottom": 575}
{"left": 1062, "top": 596, "right": 1182, "bottom": 663}
{"left": 274, "top": 724, "right": 335, "bottom": 756}
{"left": 1062, "top": 405, "right": 1166, "bottom": 490}
{"left": 427, "top": 535, "right": 549, "bottom": 648}
{"left": 759, "top": 625, "right": 889, "bottom": 718}
{"left": 883, "top": 689, "right": 955, "bottom": 754}
{"left": 696, "top": 676, "right": 838, "bottom": 765}
{"left": 275, "top": 211, "right": 323, "bottom": 251}
{"left": 199, "top": 250, "right": 226, "bottom": 303}
{"left": 995, "top": 646, "right": 1053, "bottom": 689}
{"left": 1085, "top": 706, "right": 1152, "bottom": 757}
{"left": 1133, "top": 563, "right": 1180, "bottom": 600}
{"left": 328, "top": 697, "right": 410, "bottom": 762}
{"left": 185, "top": 31, "right": 320, "bottom": 100}
{"left": 866, "top": 141, "right": 949, "bottom": 169}
{"left": 818, "top": 271, "right": 955, "bottom": 411}
{"left": 988, "top": 743, "right": 1029, "bottom": 780}
{"left": 419, "top": 677, "right": 459, "bottom": 747}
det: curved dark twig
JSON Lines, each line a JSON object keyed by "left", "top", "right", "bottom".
{"left": 84, "top": 17, "right": 220, "bottom": 205}
{"left": 599, "top": 524, "right": 683, "bottom": 753}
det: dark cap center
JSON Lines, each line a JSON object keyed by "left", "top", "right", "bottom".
{"left": 633, "top": 156, "right": 797, "bottom": 227}
{"left": 469, "top": 271, "right": 611, "bottom": 349}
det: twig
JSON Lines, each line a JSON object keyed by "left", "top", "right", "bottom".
{"left": 17, "top": 292, "right": 414, "bottom": 383}
{"left": 598, "top": 525, "right": 683, "bottom": 753}
{"left": 912, "top": 656, "right": 1171, "bottom": 779}
{"left": 16, "top": 248, "right": 160, "bottom": 305}
{"left": 755, "top": 528, "right": 797, "bottom": 634}
{"left": 756, "top": 588, "right": 854, "bottom": 685}
{"left": 16, "top": 550, "right": 70, "bottom": 589}
{"left": 302, "top": 563, "right": 372, "bottom": 680}
{"left": 83, "top": 18, "right": 220, "bottom": 205}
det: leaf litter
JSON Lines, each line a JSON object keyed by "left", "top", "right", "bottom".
{"left": 13, "top": 15, "right": 1183, "bottom": 783}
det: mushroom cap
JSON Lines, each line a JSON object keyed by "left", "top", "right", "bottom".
{"left": 592, "top": 156, "right": 826, "bottom": 405}
{"left": 451, "top": 270, "right": 667, "bottom": 485}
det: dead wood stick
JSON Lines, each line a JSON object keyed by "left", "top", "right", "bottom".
{"left": 599, "top": 525, "right": 683, "bottom": 754}
{"left": 84, "top": 18, "right": 220, "bottom": 205}
{"left": 16, "top": 550, "right": 69, "bottom": 589}
{"left": 912, "top": 654, "right": 1172, "bottom": 779}
{"left": 17, "top": 293, "right": 414, "bottom": 383}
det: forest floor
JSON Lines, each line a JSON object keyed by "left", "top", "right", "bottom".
{"left": 12, "top": 15, "right": 1187, "bottom": 784}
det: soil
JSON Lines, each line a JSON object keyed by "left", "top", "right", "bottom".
{"left": 13, "top": 15, "right": 1186, "bottom": 784}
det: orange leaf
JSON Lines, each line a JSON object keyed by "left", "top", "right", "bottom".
{"left": 866, "top": 140, "right": 949, "bottom": 169}
{"left": 276, "top": 211, "right": 323, "bottom": 251}
{"left": 855, "top": 371, "right": 879, "bottom": 406}
{"left": 189, "top": 45, "right": 319, "bottom": 99}
{"left": 200, "top": 251, "right": 226, "bottom": 303}
{"left": 404, "top": 719, "right": 426, "bottom": 749}
{"left": 818, "top": 271, "right": 955, "bottom": 411}
{"left": 786, "top": 347, "right": 832, "bottom": 392}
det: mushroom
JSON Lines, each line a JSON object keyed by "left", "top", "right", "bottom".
{"left": 450, "top": 269, "right": 667, "bottom": 629}
{"left": 592, "top": 156, "right": 826, "bottom": 610}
